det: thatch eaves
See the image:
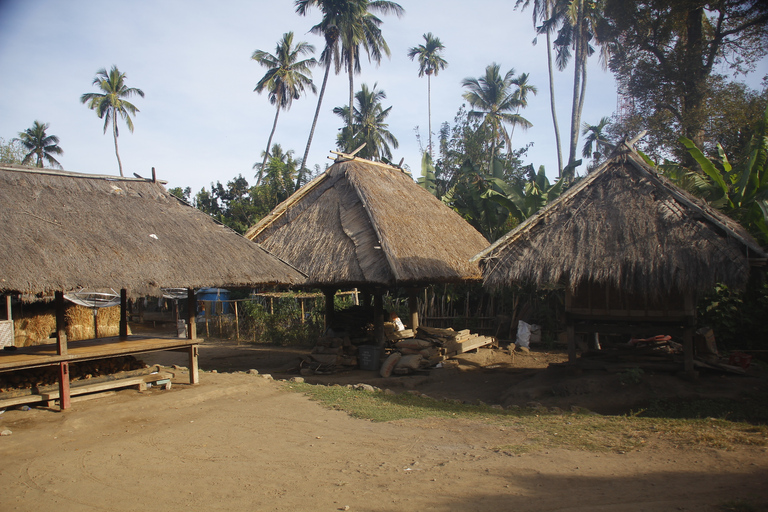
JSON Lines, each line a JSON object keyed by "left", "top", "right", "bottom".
{"left": 473, "top": 145, "right": 767, "bottom": 296}
{"left": 0, "top": 165, "right": 306, "bottom": 296}
{"left": 246, "top": 156, "right": 489, "bottom": 288}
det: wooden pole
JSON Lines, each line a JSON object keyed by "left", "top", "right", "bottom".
{"left": 300, "top": 299, "right": 305, "bottom": 324}
{"left": 187, "top": 288, "right": 199, "bottom": 385}
{"left": 55, "top": 291, "right": 70, "bottom": 410}
{"left": 5, "top": 295, "right": 11, "bottom": 321}
{"left": 408, "top": 288, "right": 419, "bottom": 331}
{"left": 119, "top": 288, "right": 128, "bottom": 340}
{"left": 234, "top": 301, "right": 240, "bottom": 343}
{"left": 374, "top": 293, "right": 384, "bottom": 347}
{"left": 323, "top": 288, "right": 336, "bottom": 331}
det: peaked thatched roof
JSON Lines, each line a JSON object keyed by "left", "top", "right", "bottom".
{"left": 245, "top": 156, "right": 489, "bottom": 288}
{"left": 473, "top": 145, "right": 767, "bottom": 296}
{"left": 0, "top": 165, "right": 305, "bottom": 296}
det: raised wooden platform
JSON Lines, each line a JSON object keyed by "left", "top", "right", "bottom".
{"left": 0, "top": 335, "right": 198, "bottom": 372}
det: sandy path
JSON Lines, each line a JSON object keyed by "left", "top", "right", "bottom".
{"left": 1, "top": 370, "right": 766, "bottom": 512}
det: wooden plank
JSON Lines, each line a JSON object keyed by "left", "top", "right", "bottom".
{"left": 0, "top": 394, "right": 47, "bottom": 408}
{"left": 40, "top": 371, "right": 175, "bottom": 400}
{"left": 454, "top": 336, "right": 493, "bottom": 354}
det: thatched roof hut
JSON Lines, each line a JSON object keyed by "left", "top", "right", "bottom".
{"left": 246, "top": 155, "right": 489, "bottom": 288}
{"left": 474, "top": 145, "right": 766, "bottom": 296}
{"left": 0, "top": 165, "right": 306, "bottom": 296}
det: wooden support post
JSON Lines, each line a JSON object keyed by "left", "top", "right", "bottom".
{"left": 683, "top": 325, "right": 697, "bottom": 379}
{"left": 323, "top": 288, "right": 336, "bottom": 331}
{"left": 567, "top": 323, "right": 577, "bottom": 362}
{"left": 374, "top": 293, "right": 384, "bottom": 347}
{"left": 58, "top": 362, "right": 71, "bottom": 410}
{"left": 188, "top": 345, "right": 200, "bottom": 384}
{"left": 408, "top": 288, "right": 419, "bottom": 332}
{"left": 119, "top": 288, "right": 128, "bottom": 340}
{"left": 55, "top": 291, "right": 67, "bottom": 356}
{"left": 234, "top": 301, "right": 240, "bottom": 343}
{"left": 187, "top": 288, "right": 197, "bottom": 340}
{"left": 300, "top": 299, "right": 305, "bottom": 324}
{"left": 5, "top": 294, "right": 11, "bottom": 321}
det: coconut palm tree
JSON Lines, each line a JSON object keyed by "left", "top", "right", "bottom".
{"left": 581, "top": 116, "right": 612, "bottom": 170}
{"left": 407, "top": 33, "right": 448, "bottom": 159}
{"left": 295, "top": 0, "right": 403, "bottom": 182}
{"left": 252, "top": 32, "right": 316, "bottom": 185}
{"left": 80, "top": 66, "right": 144, "bottom": 177}
{"left": 333, "top": 82, "right": 398, "bottom": 161}
{"left": 516, "top": 0, "right": 564, "bottom": 175}
{"left": 508, "top": 72, "right": 538, "bottom": 143}
{"left": 461, "top": 63, "right": 532, "bottom": 169}
{"left": 542, "top": 0, "right": 610, "bottom": 178}
{"left": 14, "top": 120, "right": 63, "bottom": 168}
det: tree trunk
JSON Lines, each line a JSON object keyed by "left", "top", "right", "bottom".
{"left": 112, "top": 113, "right": 123, "bottom": 177}
{"left": 299, "top": 59, "right": 331, "bottom": 187}
{"left": 567, "top": 0, "right": 585, "bottom": 175}
{"left": 348, "top": 56, "right": 355, "bottom": 139}
{"left": 545, "top": 0, "right": 564, "bottom": 177}
{"left": 427, "top": 72, "right": 433, "bottom": 158}
{"left": 258, "top": 105, "right": 281, "bottom": 186}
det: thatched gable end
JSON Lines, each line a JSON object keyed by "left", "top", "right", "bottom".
{"left": 246, "top": 158, "right": 489, "bottom": 287}
{"left": 0, "top": 165, "right": 305, "bottom": 295}
{"left": 475, "top": 148, "right": 766, "bottom": 296}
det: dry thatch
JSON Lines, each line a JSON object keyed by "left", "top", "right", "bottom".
{"left": 246, "top": 156, "right": 489, "bottom": 288}
{"left": 0, "top": 165, "right": 306, "bottom": 296}
{"left": 474, "top": 145, "right": 767, "bottom": 296}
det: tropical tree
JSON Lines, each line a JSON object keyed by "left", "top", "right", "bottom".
{"left": 581, "top": 116, "right": 612, "bottom": 170}
{"left": 407, "top": 32, "right": 448, "bottom": 157}
{"left": 80, "top": 66, "right": 144, "bottom": 177}
{"left": 418, "top": 151, "right": 437, "bottom": 196}
{"left": 252, "top": 32, "right": 316, "bottom": 184}
{"left": 14, "top": 121, "right": 63, "bottom": 168}
{"left": 540, "top": 0, "right": 610, "bottom": 178}
{"left": 516, "top": 0, "right": 564, "bottom": 175}
{"left": 508, "top": 72, "right": 538, "bottom": 143}
{"left": 656, "top": 104, "right": 768, "bottom": 245}
{"left": 485, "top": 164, "right": 567, "bottom": 224}
{"left": 295, "top": 0, "right": 403, "bottom": 183}
{"left": 461, "top": 63, "right": 533, "bottom": 170}
{"left": 0, "top": 137, "right": 25, "bottom": 165}
{"left": 603, "top": 0, "right": 768, "bottom": 164}
{"left": 255, "top": 143, "right": 300, "bottom": 205}
{"left": 333, "top": 82, "right": 399, "bottom": 161}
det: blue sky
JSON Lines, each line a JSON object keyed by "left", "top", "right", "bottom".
{"left": 0, "top": 0, "right": 764, "bottom": 194}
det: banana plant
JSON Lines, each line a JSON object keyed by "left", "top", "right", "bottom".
{"left": 482, "top": 164, "right": 567, "bottom": 224}
{"left": 418, "top": 151, "right": 437, "bottom": 196}
{"left": 659, "top": 103, "right": 768, "bottom": 245}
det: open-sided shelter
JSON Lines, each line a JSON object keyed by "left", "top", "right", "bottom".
{"left": 473, "top": 143, "right": 767, "bottom": 373}
{"left": 245, "top": 153, "right": 489, "bottom": 336}
{"left": 0, "top": 164, "right": 305, "bottom": 408}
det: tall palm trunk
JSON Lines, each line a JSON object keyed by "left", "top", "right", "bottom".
{"left": 544, "top": 1, "right": 563, "bottom": 177}
{"left": 112, "top": 111, "right": 124, "bottom": 177}
{"left": 300, "top": 59, "right": 332, "bottom": 188}
{"left": 348, "top": 57, "right": 355, "bottom": 135}
{"left": 567, "top": 0, "right": 585, "bottom": 175}
{"left": 427, "top": 72, "right": 433, "bottom": 158}
{"left": 259, "top": 105, "right": 281, "bottom": 185}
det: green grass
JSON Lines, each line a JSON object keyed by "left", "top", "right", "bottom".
{"left": 283, "top": 382, "right": 768, "bottom": 454}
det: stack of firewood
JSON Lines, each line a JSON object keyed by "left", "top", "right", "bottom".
{"left": 378, "top": 325, "right": 496, "bottom": 377}
{"left": 0, "top": 356, "right": 145, "bottom": 392}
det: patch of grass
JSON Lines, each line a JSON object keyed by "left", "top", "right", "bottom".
{"left": 282, "top": 382, "right": 768, "bottom": 453}
{"left": 639, "top": 395, "right": 768, "bottom": 425}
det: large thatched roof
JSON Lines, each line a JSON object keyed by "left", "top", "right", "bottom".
{"left": 245, "top": 156, "right": 489, "bottom": 288}
{"left": 474, "top": 145, "right": 767, "bottom": 296}
{"left": 0, "top": 165, "right": 305, "bottom": 296}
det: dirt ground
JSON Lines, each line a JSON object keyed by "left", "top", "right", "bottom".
{"left": 1, "top": 338, "right": 767, "bottom": 512}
